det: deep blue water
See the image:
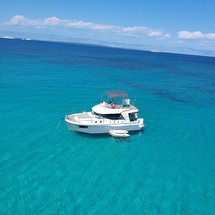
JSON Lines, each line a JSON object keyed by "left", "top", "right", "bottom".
{"left": 0, "top": 38, "right": 215, "bottom": 214}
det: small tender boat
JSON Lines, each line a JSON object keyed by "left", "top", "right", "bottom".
{"left": 65, "top": 91, "right": 144, "bottom": 134}
{"left": 109, "top": 130, "right": 130, "bottom": 137}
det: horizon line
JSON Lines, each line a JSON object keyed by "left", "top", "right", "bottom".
{"left": 0, "top": 36, "right": 214, "bottom": 59}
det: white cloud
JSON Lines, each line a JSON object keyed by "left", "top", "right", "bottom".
{"left": 6, "top": 15, "right": 168, "bottom": 38}
{"left": 123, "top": 26, "right": 148, "bottom": 32}
{"left": 148, "top": 31, "right": 162, "bottom": 37}
{"left": 207, "top": 33, "right": 215, "bottom": 39}
{"left": 6, "top": 15, "right": 117, "bottom": 31}
{"left": 178, "top": 31, "right": 215, "bottom": 40}
{"left": 43, "top": 17, "right": 60, "bottom": 26}
{"left": 8, "top": 15, "right": 39, "bottom": 26}
{"left": 122, "top": 26, "right": 166, "bottom": 38}
{"left": 66, "top": 20, "right": 117, "bottom": 31}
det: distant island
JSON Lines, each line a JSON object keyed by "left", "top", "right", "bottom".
{"left": 1, "top": 35, "right": 15, "bottom": 39}
{"left": 0, "top": 35, "right": 31, "bottom": 41}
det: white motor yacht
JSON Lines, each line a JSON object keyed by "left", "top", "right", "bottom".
{"left": 65, "top": 91, "right": 144, "bottom": 134}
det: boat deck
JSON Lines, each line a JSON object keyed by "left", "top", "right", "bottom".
{"left": 66, "top": 112, "right": 94, "bottom": 123}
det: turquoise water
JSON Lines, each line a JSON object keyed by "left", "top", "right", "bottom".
{"left": 0, "top": 39, "right": 215, "bottom": 214}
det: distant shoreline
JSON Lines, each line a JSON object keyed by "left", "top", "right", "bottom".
{"left": 0, "top": 37, "right": 214, "bottom": 59}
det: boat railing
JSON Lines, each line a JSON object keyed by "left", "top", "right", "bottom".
{"left": 71, "top": 115, "right": 130, "bottom": 125}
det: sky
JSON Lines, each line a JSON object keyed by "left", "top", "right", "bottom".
{"left": 1, "top": 0, "right": 215, "bottom": 56}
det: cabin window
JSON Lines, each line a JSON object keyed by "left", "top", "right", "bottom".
{"left": 92, "top": 111, "right": 102, "bottom": 118}
{"left": 129, "top": 112, "right": 138, "bottom": 121}
{"left": 79, "top": 125, "right": 88, "bottom": 129}
{"left": 102, "top": 114, "right": 124, "bottom": 120}
{"left": 92, "top": 111, "right": 124, "bottom": 120}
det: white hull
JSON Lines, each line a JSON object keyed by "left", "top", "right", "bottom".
{"left": 65, "top": 118, "right": 144, "bottom": 134}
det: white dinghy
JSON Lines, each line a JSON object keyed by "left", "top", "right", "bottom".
{"left": 109, "top": 130, "right": 130, "bottom": 137}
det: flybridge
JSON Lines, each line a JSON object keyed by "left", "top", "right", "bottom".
{"left": 100, "top": 90, "right": 131, "bottom": 109}
{"left": 104, "top": 91, "right": 128, "bottom": 98}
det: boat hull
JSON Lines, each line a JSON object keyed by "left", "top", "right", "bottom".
{"left": 65, "top": 120, "right": 144, "bottom": 134}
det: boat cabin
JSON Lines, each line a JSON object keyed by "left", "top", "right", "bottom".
{"left": 92, "top": 90, "right": 139, "bottom": 122}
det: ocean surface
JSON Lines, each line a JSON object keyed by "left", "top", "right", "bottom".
{"left": 0, "top": 38, "right": 215, "bottom": 215}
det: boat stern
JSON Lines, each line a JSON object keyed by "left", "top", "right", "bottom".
{"left": 138, "top": 118, "right": 145, "bottom": 129}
